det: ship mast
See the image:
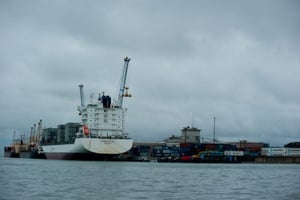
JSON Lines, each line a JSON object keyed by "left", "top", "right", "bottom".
{"left": 78, "top": 84, "right": 86, "bottom": 107}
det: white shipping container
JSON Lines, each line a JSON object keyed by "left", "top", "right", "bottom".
{"left": 260, "top": 148, "right": 300, "bottom": 157}
{"left": 261, "top": 149, "right": 269, "bottom": 155}
{"left": 224, "top": 151, "right": 244, "bottom": 156}
{"left": 162, "top": 149, "right": 171, "bottom": 154}
{"left": 261, "top": 148, "right": 271, "bottom": 156}
{"left": 271, "top": 148, "right": 286, "bottom": 156}
{"left": 286, "top": 148, "right": 300, "bottom": 156}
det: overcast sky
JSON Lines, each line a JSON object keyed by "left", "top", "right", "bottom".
{"left": 1, "top": 0, "right": 299, "bottom": 148}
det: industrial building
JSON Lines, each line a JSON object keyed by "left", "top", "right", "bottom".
{"left": 165, "top": 126, "right": 201, "bottom": 144}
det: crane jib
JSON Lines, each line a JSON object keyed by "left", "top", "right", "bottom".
{"left": 117, "top": 57, "right": 131, "bottom": 108}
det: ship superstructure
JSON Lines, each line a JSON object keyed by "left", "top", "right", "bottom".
{"left": 41, "top": 57, "right": 133, "bottom": 160}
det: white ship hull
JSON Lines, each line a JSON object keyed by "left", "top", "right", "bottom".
{"left": 42, "top": 138, "right": 133, "bottom": 160}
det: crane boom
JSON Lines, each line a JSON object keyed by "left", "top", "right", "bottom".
{"left": 117, "top": 57, "right": 131, "bottom": 108}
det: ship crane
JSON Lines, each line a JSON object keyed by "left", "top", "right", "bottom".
{"left": 116, "top": 56, "right": 132, "bottom": 108}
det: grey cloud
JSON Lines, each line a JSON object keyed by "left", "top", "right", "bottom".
{"left": 1, "top": 0, "right": 299, "bottom": 147}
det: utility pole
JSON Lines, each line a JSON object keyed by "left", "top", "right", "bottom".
{"left": 213, "top": 116, "right": 216, "bottom": 143}
{"left": 184, "top": 128, "right": 187, "bottom": 143}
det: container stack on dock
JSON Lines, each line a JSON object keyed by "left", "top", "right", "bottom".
{"left": 129, "top": 140, "right": 300, "bottom": 163}
{"left": 178, "top": 142, "right": 242, "bottom": 163}
{"left": 129, "top": 145, "right": 151, "bottom": 161}
{"left": 155, "top": 142, "right": 243, "bottom": 163}
{"left": 256, "top": 146, "right": 300, "bottom": 163}
{"left": 152, "top": 145, "right": 179, "bottom": 159}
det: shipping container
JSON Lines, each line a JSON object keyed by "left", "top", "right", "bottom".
{"left": 193, "top": 143, "right": 206, "bottom": 151}
{"left": 216, "top": 144, "right": 224, "bottom": 150}
{"left": 224, "top": 150, "right": 244, "bottom": 156}
{"left": 250, "top": 152, "right": 260, "bottom": 157}
{"left": 285, "top": 148, "right": 300, "bottom": 156}
{"left": 284, "top": 142, "right": 300, "bottom": 148}
{"left": 205, "top": 144, "right": 216, "bottom": 150}
{"left": 181, "top": 155, "right": 192, "bottom": 161}
{"left": 180, "top": 142, "right": 191, "bottom": 148}
{"left": 208, "top": 150, "right": 224, "bottom": 157}
{"left": 261, "top": 148, "right": 286, "bottom": 156}
{"left": 152, "top": 145, "right": 163, "bottom": 150}
{"left": 162, "top": 149, "right": 171, "bottom": 154}
{"left": 179, "top": 147, "right": 191, "bottom": 153}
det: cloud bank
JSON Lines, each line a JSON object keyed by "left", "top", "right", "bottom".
{"left": 1, "top": 0, "right": 299, "bottom": 147}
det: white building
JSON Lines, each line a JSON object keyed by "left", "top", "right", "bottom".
{"left": 181, "top": 127, "right": 201, "bottom": 143}
{"left": 165, "top": 126, "right": 201, "bottom": 144}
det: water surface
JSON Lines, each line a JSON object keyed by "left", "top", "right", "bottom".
{"left": 1, "top": 157, "right": 299, "bottom": 200}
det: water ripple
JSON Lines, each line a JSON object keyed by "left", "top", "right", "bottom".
{"left": 1, "top": 158, "right": 300, "bottom": 200}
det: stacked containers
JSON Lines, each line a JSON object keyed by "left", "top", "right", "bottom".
{"left": 152, "top": 145, "right": 163, "bottom": 157}
{"left": 179, "top": 143, "right": 194, "bottom": 156}
{"left": 64, "top": 123, "right": 80, "bottom": 143}
{"left": 180, "top": 143, "right": 242, "bottom": 161}
{"left": 153, "top": 145, "right": 179, "bottom": 158}
{"left": 57, "top": 125, "right": 65, "bottom": 144}
{"left": 130, "top": 145, "right": 151, "bottom": 159}
{"left": 286, "top": 148, "right": 300, "bottom": 156}
{"left": 41, "top": 128, "right": 57, "bottom": 145}
{"left": 261, "top": 147, "right": 300, "bottom": 157}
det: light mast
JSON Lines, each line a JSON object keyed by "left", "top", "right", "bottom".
{"left": 213, "top": 116, "right": 216, "bottom": 143}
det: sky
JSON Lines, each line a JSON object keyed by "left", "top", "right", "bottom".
{"left": 1, "top": 0, "right": 300, "bottom": 148}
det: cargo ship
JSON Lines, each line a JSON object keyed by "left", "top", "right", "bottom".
{"left": 4, "top": 57, "right": 133, "bottom": 160}
{"left": 39, "top": 57, "right": 133, "bottom": 160}
{"left": 4, "top": 142, "right": 45, "bottom": 159}
{"left": 4, "top": 120, "right": 46, "bottom": 159}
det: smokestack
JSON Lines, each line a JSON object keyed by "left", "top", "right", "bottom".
{"left": 79, "top": 84, "right": 86, "bottom": 107}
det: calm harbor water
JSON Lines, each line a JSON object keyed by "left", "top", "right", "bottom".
{"left": 0, "top": 157, "right": 300, "bottom": 200}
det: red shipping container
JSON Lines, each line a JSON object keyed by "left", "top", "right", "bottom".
{"left": 181, "top": 155, "right": 192, "bottom": 161}
{"left": 205, "top": 144, "right": 216, "bottom": 150}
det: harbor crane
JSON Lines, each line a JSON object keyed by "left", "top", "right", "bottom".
{"left": 116, "top": 56, "right": 132, "bottom": 108}
{"left": 78, "top": 57, "right": 132, "bottom": 110}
